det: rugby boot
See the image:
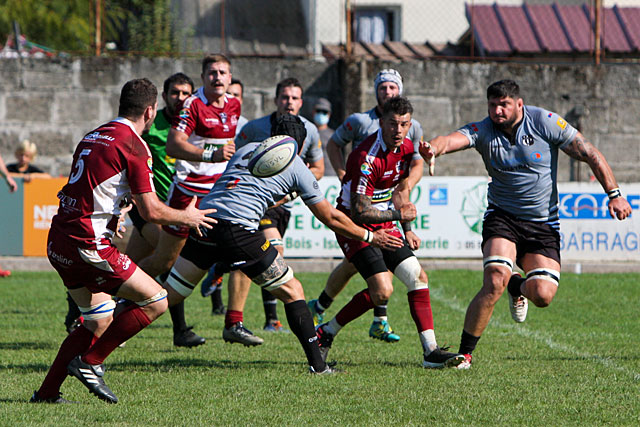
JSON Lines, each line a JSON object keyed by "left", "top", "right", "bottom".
{"left": 29, "top": 391, "right": 78, "bottom": 404}
{"left": 223, "top": 322, "right": 264, "bottom": 346}
{"left": 174, "top": 326, "right": 206, "bottom": 347}
{"left": 307, "top": 299, "right": 324, "bottom": 326}
{"left": 315, "top": 323, "right": 335, "bottom": 363}
{"left": 67, "top": 355, "right": 118, "bottom": 403}
{"left": 422, "top": 347, "right": 466, "bottom": 369}
{"left": 369, "top": 320, "right": 400, "bottom": 342}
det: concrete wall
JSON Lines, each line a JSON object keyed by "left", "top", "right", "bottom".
{"left": 1, "top": 57, "right": 638, "bottom": 183}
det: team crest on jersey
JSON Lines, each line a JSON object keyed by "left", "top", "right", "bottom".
{"left": 360, "top": 162, "right": 372, "bottom": 175}
{"left": 471, "top": 123, "right": 479, "bottom": 133}
{"left": 179, "top": 108, "right": 189, "bottom": 119}
{"left": 220, "top": 113, "right": 227, "bottom": 124}
{"left": 557, "top": 118, "right": 567, "bottom": 130}
{"left": 521, "top": 135, "right": 534, "bottom": 146}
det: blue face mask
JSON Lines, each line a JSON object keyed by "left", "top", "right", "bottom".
{"left": 314, "top": 112, "right": 329, "bottom": 126}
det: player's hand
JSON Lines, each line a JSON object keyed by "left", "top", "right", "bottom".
{"left": 608, "top": 196, "right": 632, "bottom": 220}
{"left": 404, "top": 230, "right": 421, "bottom": 250}
{"left": 184, "top": 196, "right": 217, "bottom": 236}
{"left": 370, "top": 228, "right": 404, "bottom": 250}
{"left": 399, "top": 202, "right": 417, "bottom": 222}
{"left": 115, "top": 204, "right": 133, "bottom": 239}
{"left": 213, "top": 142, "right": 236, "bottom": 162}
{"left": 419, "top": 141, "right": 436, "bottom": 176}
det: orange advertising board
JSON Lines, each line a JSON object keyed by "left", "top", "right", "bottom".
{"left": 22, "top": 178, "right": 66, "bottom": 256}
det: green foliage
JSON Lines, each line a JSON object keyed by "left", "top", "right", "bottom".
{"left": 1, "top": 270, "right": 639, "bottom": 424}
{"left": 0, "top": 0, "right": 179, "bottom": 54}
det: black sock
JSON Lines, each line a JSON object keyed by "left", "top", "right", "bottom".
{"left": 211, "top": 286, "right": 224, "bottom": 309}
{"left": 459, "top": 329, "right": 481, "bottom": 355}
{"left": 507, "top": 274, "right": 525, "bottom": 297}
{"left": 317, "top": 290, "right": 333, "bottom": 313}
{"left": 170, "top": 301, "right": 188, "bottom": 335}
{"left": 262, "top": 288, "right": 278, "bottom": 323}
{"left": 285, "top": 300, "right": 325, "bottom": 372}
{"left": 373, "top": 303, "right": 388, "bottom": 318}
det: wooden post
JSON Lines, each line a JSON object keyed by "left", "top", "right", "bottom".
{"left": 95, "top": 0, "right": 102, "bottom": 56}
{"left": 594, "top": 0, "right": 601, "bottom": 65}
{"left": 346, "top": 0, "right": 352, "bottom": 57}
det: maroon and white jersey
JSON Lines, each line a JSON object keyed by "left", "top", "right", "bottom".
{"left": 172, "top": 87, "right": 241, "bottom": 195}
{"left": 52, "top": 118, "right": 155, "bottom": 250}
{"left": 336, "top": 129, "right": 413, "bottom": 221}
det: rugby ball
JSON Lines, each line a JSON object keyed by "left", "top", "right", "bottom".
{"left": 248, "top": 135, "right": 298, "bottom": 177}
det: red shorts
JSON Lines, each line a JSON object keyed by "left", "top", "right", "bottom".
{"left": 162, "top": 184, "right": 204, "bottom": 238}
{"left": 336, "top": 221, "right": 403, "bottom": 260}
{"left": 47, "top": 227, "right": 137, "bottom": 294}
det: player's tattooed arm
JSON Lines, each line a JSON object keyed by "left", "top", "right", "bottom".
{"left": 351, "top": 193, "right": 398, "bottom": 224}
{"left": 561, "top": 131, "right": 619, "bottom": 194}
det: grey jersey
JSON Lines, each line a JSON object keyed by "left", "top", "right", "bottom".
{"left": 200, "top": 142, "right": 324, "bottom": 230}
{"left": 331, "top": 106, "right": 423, "bottom": 161}
{"left": 458, "top": 105, "right": 577, "bottom": 222}
{"left": 235, "top": 113, "right": 323, "bottom": 164}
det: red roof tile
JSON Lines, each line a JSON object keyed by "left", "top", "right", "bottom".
{"left": 466, "top": 4, "right": 511, "bottom": 54}
{"left": 496, "top": 5, "right": 540, "bottom": 53}
{"left": 616, "top": 7, "right": 640, "bottom": 51}
{"left": 524, "top": 4, "right": 572, "bottom": 53}
{"left": 601, "top": 7, "right": 631, "bottom": 52}
{"left": 554, "top": 5, "right": 593, "bottom": 52}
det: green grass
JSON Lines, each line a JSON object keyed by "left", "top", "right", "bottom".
{"left": 1, "top": 270, "right": 639, "bottom": 425}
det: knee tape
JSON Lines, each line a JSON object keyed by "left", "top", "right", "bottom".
{"left": 268, "top": 238, "right": 284, "bottom": 248}
{"left": 394, "top": 257, "right": 428, "bottom": 292}
{"left": 262, "top": 266, "right": 294, "bottom": 291}
{"left": 526, "top": 268, "right": 560, "bottom": 287}
{"left": 136, "top": 288, "right": 168, "bottom": 307}
{"left": 166, "top": 269, "right": 197, "bottom": 298}
{"left": 79, "top": 299, "right": 116, "bottom": 320}
{"left": 483, "top": 256, "right": 513, "bottom": 272}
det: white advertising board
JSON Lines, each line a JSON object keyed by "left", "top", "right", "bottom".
{"left": 284, "top": 177, "right": 640, "bottom": 262}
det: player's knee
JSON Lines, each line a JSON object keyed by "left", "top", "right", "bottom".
{"left": 165, "top": 268, "right": 197, "bottom": 298}
{"left": 525, "top": 268, "right": 559, "bottom": 307}
{"left": 79, "top": 299, "right": 116, "bottom": 334}
{"left": 135, "top": 288, "right": 168, "bottom": 319}
{"left": 368, "top": 281, "right": 394, "bottom": 305}
{"left": 394, "top": 257, "right": 428, "bottom": 292}
{"left": 252, "top": 256, "right": 293, "bottom": 292}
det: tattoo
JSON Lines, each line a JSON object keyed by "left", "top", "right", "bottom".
{"left": 562, "top": 135, "right": 601, "bottom": 168}
{"left": 253, "top": 255, "right": 288, "bottom": 286}
{"left": 351, "top": 193, "right": 396, "bottom": 224}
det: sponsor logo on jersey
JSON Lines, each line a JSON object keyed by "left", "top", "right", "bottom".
{"left": 226, "top": 178, "right": 240, "bottom": 189}
{"left": 384, "top": 170, "right": 394, "bottom": 176}
{"left": 346, "top": 122, "right": 353, "bottom": 131}
{"left": 261, "top": 239, "right": 270, "bottom": 251}
{"left": 147, "top": 158, "right": 153, "bottom": 170}
{"left": 205, "top": 117, "right": 220, "bottom": 125}
{"left": 360, "top": 162, "right": 372, "bottom": 175}
{"left": 179, "top": 108, "right": 189, "bottom": 119}
{"left": 521, "top": 135, "right": 534, "bottom": 146}
{"left": 471, "top": 123, "right": 479, "bottom": 133}
{"left": 531, "top": 151, "right": 543, "bottom": 162}
{"left": 83, "top": 132, "right": 115, "bottom": 142}
{"left": 47, "top": 242, "right": 73, "bottom": 265}
{"left": 557, "top": 118, "right": 567, "bottom": 130}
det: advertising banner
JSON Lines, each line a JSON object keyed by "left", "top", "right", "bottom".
{"left": 22, "top": 178, "right": 65, "bottom": 256}
{"left": 285, "top": 177, "right": 640, "bottom": 261}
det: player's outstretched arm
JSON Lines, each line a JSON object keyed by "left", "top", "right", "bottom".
{"left": 307, "top": 199, "right": 403, "bottom": 250}
{"left": 133, "top": 193, "right": 217, "bottom": 231}
{"left": 419, "top": 131, "right": 470, "bottom": 176}
{"left": 561, "top": 132, "right": 632, "bottom": 220}
{"left": 351, "top": 193, "right": 416, "bottom": 225}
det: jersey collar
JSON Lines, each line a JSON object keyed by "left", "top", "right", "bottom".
{"left": 196, "top": 87, "right": 228, "bottom": 106}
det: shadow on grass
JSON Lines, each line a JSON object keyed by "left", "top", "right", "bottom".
{"left": 0, "top": 342, "right": 56, "bottom": 350}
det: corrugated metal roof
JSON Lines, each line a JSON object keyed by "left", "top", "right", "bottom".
{"left": 467, "top": 3, "right": 640, "bottom": 56}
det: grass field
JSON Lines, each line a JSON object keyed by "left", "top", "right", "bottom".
{"left": 1, "top": 269, "right": 639, "bottom": 425}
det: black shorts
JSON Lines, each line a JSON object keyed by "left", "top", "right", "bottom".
{"left": 259, "top": 206, "right": 291, "bottom": 237}
{"left": 482, "top": 205, "right": 561, "bottom": 267}
{"left": 180, "top": 219, "right": 279, "bottom": 279}
{"left": 128, "top": 204, "right": 147, "bottom": 234}
{"left": 350, "top": 242, "right": 414, "bottom": 281}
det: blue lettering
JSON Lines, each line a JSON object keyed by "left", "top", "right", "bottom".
{"left": 566, "top": 233, "right": 579, "bottom": 251}
{"left": 596, "top": 232, "right": 608, "bottom": 251}
{"left": 625, "top": 233, "right": 638, "bottom": 251}
{"left": 612, "top": 233, "right": 624, "bottom": 251}
{"left": 581, "top": 232, "right": 593, "bottom": 251}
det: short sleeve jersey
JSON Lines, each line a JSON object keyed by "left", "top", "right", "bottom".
{"left": 336, "top": 130, "right": 413, "bottom": 222}
{"left": 52, "top": 118, "right": 155, "bottom": 249}
{"left": 457, "top": 105, "right": 577, "bottom": 222}
{"left": 172, "top": 87, "right": 241, "bottom": 195}
{"left": 200, "top": 143, "right": 324, "bottom": 230}
{"left": 143, "top": 108, "right": 175, "bottom": 202}
{"left": 331, "top": 106, "right": 423, "bottom": 161}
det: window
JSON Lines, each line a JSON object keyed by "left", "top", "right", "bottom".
{"left": 353, "top": 7, "right": 400, "bottom": 43}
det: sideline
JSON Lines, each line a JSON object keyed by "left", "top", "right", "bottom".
{"left": 0, "top": 256, "right": 638, "bottom": 273}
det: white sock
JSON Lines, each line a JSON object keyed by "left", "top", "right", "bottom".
{"left": 373, "top": 316, "right": 387, "bottom": 323}
{"left": 420, "top": 329, "right": 437, "bottom": 354}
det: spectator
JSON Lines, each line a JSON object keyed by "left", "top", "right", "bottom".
{"left": 7, "top": 140, "right": 51, "bottom": 182}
